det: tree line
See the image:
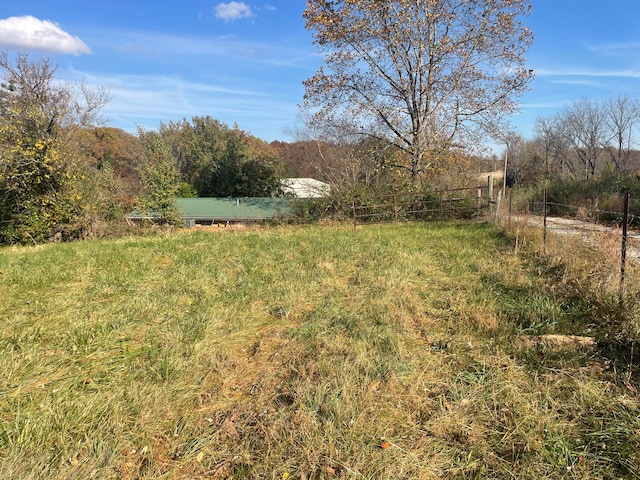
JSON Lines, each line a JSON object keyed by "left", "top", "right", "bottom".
{"left": 0, "top": 52, "right": 291, "bottom": 244}
{"left": 504, "top": 96, "right": 640, "bottom": 187}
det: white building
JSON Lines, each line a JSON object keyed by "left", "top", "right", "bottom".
{"left": 281, "top": 178, "right": 331, "bottom": 198}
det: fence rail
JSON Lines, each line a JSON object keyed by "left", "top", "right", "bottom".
{"left": 350, "top": 186, "right": 492, "bottom": 227}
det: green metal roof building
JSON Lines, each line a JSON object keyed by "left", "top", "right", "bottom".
{"left": 175, "top": 197, "right": 293, "bottom": 226}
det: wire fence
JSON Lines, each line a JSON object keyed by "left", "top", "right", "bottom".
{"left": 345, "top": 181, "right": 637, "bottom": 296}
{"left": 350, "top": 186, "right": 492, "bottom": 227}
{"left": 504, "top": 188, "right": 637, "bottom": 296}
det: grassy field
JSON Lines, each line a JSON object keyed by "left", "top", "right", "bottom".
{"left": 1, "top": 221, "right": 639, "bottom": 479}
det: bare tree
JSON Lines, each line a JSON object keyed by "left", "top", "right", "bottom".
{"left": 294, "top": 120, "right": 398, "bottom": 194}
{"left": 302, "top": 0, "right": 534, "bottom": 186}
{"left": 503, "top": 131, "right": 525, "bottom": 184}
{"left": 556, "top": 99, "right": 604, "bottom": 179}
{"left": 601, "top": 95, "right": 640, "bottom": 172}
{"left": 534, "top": 115, "right": 573, "bottom": 176}
{"left": 0, "top": 52, "right": 110, "bottom": 134}
{"left": 534, "top": 116, "right": 554, "bottom": 174}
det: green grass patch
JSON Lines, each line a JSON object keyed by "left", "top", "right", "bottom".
{"left": 1, "top": 222, "right": 639, "bottom": 478}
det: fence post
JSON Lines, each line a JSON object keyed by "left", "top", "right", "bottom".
{"left": 620, "top": 191, "right": 629, "bottom": 296}
{"left": 543, "top": 188, "right": 547, "bottom": 255}
{"left": 352, "top": 200, "right": 357, "bottom": 231}
{"left": 508, "top": 189, "right": 513, "bottom": 230}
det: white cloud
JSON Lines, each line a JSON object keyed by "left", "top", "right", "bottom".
{"left": 0, "top": 15, "right": 90, "bottom": 55}
{"left": 550, "top": 79, "right": 606, "bottom": 88}
{"left": 214, "top": 2, "right": 253, "bottom": 22}
{"left": 86, "top": 28, "right": 318, "bottom": 68}
{"left": 534, "top": 67, "right": 640, "bottom": 78}
{"left": 521, "top": 101, "right": 571, "bottom": 110}
{"left": 588, "top": 41, "right": 640, "bottom": 57}
{"left": 66, "top": 69, "right": 297, "bottom": 139}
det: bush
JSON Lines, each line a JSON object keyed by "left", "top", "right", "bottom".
{"left": 289, "top": 198, "right": 333, "bottom": 223}
{"left": 287, "top": 184, "right": 484, "bottom": 225}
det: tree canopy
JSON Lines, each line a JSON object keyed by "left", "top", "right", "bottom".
{"left": 157, "top": 116, "right": 284, "bottom": 198}
{"left": 0, "top": 52, "right": 110, "bottom": 243}
{"left": 504, "top": 94, "right": 640, "bottom": 187}
{"left": 303, "top": 0, "right": 534, "bottom": 185}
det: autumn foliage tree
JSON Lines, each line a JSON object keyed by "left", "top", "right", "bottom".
{"left": 0, "top": 104, "right": 75, "bottom": 243}
{"left": 158, "top": 116, "right": 284, "bottom": 197}
{"left": 0, "top": 52, "right": 110, "bottom": 243}
{"left": 135, "top": 130, "right": 181, "bottom": 225}
{"left": 72, "top": 126, "right": 143, "bottom": 222}
{"left": 303, "top": 0, "right": 534, "bottom": 186}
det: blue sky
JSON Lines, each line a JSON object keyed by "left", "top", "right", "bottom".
{"left": 0, "top": 1, "right": 639, "bottom": 146}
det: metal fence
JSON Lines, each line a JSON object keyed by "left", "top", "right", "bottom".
{"left": 350, "top": 186, "right": 492, "bottom": 228}
{"left": 505, "top": 188, "right": 636, "bottom": 295}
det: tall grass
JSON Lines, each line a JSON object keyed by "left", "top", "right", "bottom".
{"left": 1, "top": 222, "right": 639, "bottom": 478}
